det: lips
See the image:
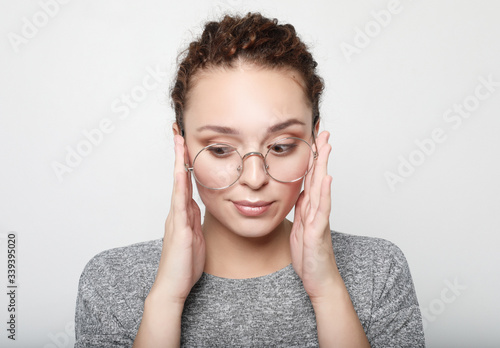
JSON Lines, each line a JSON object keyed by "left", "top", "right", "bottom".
{"left": 232, "top": 200, "right": 273, "bottom": 217}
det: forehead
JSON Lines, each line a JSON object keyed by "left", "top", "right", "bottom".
{"left": 183, "top": 64, "right": 313, "bottom": 135}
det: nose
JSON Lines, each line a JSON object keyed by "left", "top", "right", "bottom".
{"left": 238, "top": 152, "right": 269, "bottom": 189}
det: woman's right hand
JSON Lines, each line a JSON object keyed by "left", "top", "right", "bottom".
{"left": 151, "top": 134, "right": 205, "bottom": 303}
{"left": 134, "top": 135, "right": 205, "bottom": 347}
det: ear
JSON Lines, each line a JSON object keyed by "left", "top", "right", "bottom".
{"left": 173, "top": 122, "right": 191, "bottom": 165}
{"left": 172, "top": 122, "right": 182, "bottom": 136}
{"left": 311, "top": 118, "right": 321, "bottom": 155}
{"left": 313, "top": 118, "right": 320, "bottom": 137}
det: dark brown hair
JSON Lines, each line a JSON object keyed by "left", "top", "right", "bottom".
{"left": 171, "top": 12, "right": 324, "bottom": 135}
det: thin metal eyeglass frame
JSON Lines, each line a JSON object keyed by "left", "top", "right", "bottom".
{"left": 184, "top": 136, "right": 318, "bottom": 190}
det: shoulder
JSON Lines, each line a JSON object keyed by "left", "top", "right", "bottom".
{"left": 75, "top": 239, "right": 163, "bottom": 335}
{"left": 331, "top": 230, "right": 404, "bottom": 254}
{"left": 330, "top": 231, "right": 425, "bottom": 346}
{"left": 331, "top": 230, "right": 409, "bottom": 274}
{"left": 330, "top": 230, "right": 414, "bottom": 297}
{"left": 80, "top": 239, "right": 163, "bottom": 281}
{"left": 330, "top": 231, "right": 424, "bottom": 343}
{"left": 330, "top": 231, "right": 413, "bottom": 306}
{"left": 78, "top": 239, "right": 163, "bottom": 300}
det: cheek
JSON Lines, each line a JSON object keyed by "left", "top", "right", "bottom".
{"left": 195, "top": 183, "right": 222, "bottom": 209}
{"left": 186, "top": 147, "right": 196, "bottom": 167}
{"left": 282, "top": 181, "right": 303, "bottom": 207}
{"left": 265, "top": 180, "right": 303, "bottom": 213}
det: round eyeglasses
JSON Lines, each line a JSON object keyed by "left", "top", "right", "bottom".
{"left": 185, "top": 137, "right": 318, "bottom": 190}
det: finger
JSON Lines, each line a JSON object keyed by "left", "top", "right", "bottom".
{"left": 183, "top": 141, "right": 194, "bottom": 205}
{"left": 307, "top": 131, "right": 328, "bottom": 194}
{"left": 192, "top": 200, "right": 202, "bottom": 236}
{"left": 316, "top": 175, "right": 332, "bottom": 225}
{"left": 303, "top": 162, "right": 312, "bottom": 197}
{"left": 296, "top": 178, "right": 311, "bottom": 222}
{"left": 310, "top": 132, "right": 331, "bottom": 212}
{"left": 174, "top": 134, "right": 186, "bottom": 171}
{"left": 303, "top": 131, "right": 325, "bottom": 194}
{"left": 293, "top": 191, "right": 305, "bottom": 226}
{"left": 172, "top": 135, "right": 188, "bottom": 224}
{"left": 292, "top": 191, "right": 305, "bottom": 243}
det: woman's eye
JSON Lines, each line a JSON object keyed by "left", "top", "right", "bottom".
{"left": 208, "top": 146, "right": 233, "bottom": 157}
{"left": 272, "top": 145, "right": 286, "bottom": 153}
{"left": 270, "top": 143, "right": 297, "bottom": 155}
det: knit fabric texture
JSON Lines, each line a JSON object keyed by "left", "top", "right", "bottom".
{"left": 75, "top": 231, "right": 425, "bottom": 347}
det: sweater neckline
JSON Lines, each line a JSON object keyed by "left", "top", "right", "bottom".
{"left": 200, "top": 263, "right": 294, "bottom": 283}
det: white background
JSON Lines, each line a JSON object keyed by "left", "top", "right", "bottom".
{"left": 1, "top": 0, "right": 499, "bottom": 347}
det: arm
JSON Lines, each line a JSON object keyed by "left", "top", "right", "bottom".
{"left": 290, "top": 131, "right": 370, "bottom": 347}
{"left": 310, "top": 280, "right": 371, "bottom": 347}
{"left": 133, "top": 134, "right": 205, "bottom": 347}
{"left": 132, "top": 293, "right": 184, "bottom": 347}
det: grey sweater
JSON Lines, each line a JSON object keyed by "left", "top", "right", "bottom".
{"left": 75, "top": 231, "right": 425, "bottom": 347}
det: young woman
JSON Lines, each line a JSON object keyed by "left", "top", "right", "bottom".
{"left": 75, "top": 12, "right": 425, "bottom": 347}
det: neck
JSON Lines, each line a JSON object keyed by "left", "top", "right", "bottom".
{"left": 202, "top": 213, "right": 292, "bottom": 279}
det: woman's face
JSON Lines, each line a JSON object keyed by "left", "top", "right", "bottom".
{"left": 181, "top": 63, "right": 316, "bottom": 238}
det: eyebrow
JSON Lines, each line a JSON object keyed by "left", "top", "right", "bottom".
{"left": 268, "top": 119, "right": 306, "bottom": 133}
{"left": 196, "top": 118, "right": 306, "bottom": 135}
{"left": 196, "top": 125, "right": 239, "bottom": 134}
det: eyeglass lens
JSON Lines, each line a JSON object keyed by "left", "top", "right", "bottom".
{"left": 192, "top": 138, "right": 314, "bottom": 189}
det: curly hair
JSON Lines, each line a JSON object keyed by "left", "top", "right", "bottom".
{"left": 171, "top": 12, "right": 324, "bottom": 135}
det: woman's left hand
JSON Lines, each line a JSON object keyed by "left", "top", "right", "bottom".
{"left": 290, "top": 130, "right": 339, "bottom": 300}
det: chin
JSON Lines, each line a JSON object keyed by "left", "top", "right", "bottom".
{"left": 227, "top": 221, "right": 282, "bottom": 239}
{"left": 224, "top": 205, "right": 289, "bottom": 239}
